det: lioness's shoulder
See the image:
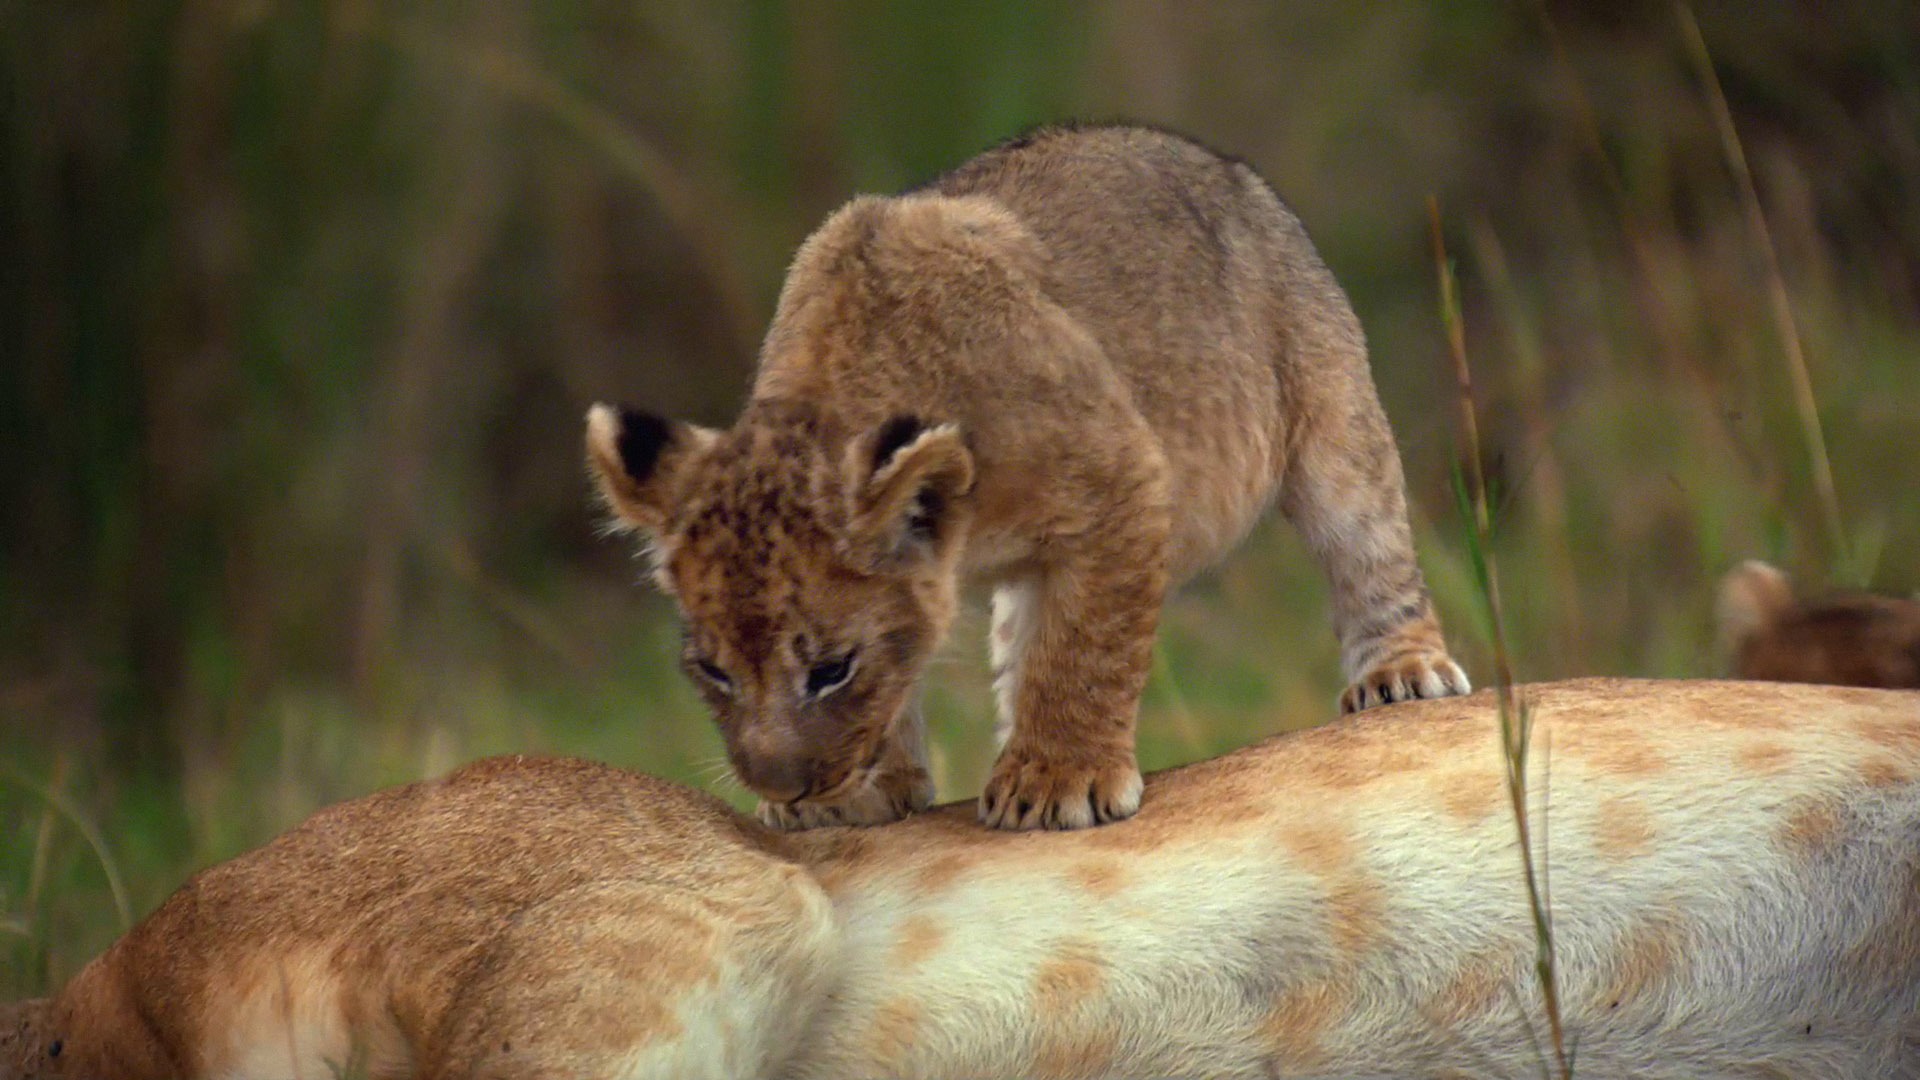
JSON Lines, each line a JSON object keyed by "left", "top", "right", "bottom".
{"left": 237, "top": 754, "right": 760, "bottom": 878}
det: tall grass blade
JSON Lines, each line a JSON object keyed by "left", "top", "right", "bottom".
{"left": 1431, "top": 197, "right": 1571, "bottom": 1078}
{"left": 345, "top": 10, "right": 761, "bottom": 358}
{"left": 1676, "top": 3, "right": 1847, "bottom": 572}
{"left": 0, "top": 766, "right": 133, "bottom": 932}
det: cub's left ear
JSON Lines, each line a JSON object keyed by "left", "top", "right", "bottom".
{"left": 844, "top": 414, "right": 975, "bottom": 566}
{"left": 584, "top": 403, "right": 719, "bottom": 535}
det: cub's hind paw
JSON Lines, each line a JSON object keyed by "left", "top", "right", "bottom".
{"left": 978, "top": 746, "right": 1143, "bottom": 831}
{"left": 1340, "top": 653, "right": 1472, "bottom": 714}
{"left": 756, "top": 765, "right": 934, "bottom": 830}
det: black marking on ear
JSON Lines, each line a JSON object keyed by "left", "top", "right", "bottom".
{"left": 615, "top": 408, "right": 675, "bottom": 483}
{"left": 871, "top": 414, "right": 927, "bottom": 474}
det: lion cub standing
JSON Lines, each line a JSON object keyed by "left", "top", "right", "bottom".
{"left": 588, "top": 124, "right": 1469, "bottom": 831}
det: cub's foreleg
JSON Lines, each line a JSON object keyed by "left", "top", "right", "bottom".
{"left": 979, "top": 471, "right": 1170, "bottom": 830}
{"left": 1280, "top": 360, "right": 1470, "bottom": 713}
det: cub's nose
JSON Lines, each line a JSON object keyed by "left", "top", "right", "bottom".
{"left": 732, "top": 724, "right": 810, "bottom": 803}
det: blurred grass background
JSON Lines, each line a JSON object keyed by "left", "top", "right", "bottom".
{"left": 3, "top": 1, "right": 1917, "bottom": 993}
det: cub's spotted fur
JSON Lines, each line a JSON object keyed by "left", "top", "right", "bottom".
{"left": 1717, "top": 559, "right": 1920, "bottom": 689}
{"left": 588, "top": 124, "right": 1468, "bottom": 831}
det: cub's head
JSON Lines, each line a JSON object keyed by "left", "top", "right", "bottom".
{"left": 1716, "top": 559, "right": 1920, "bottom": 689}
{"left": 585, "top": 400, "right": 975, "bottom": 806}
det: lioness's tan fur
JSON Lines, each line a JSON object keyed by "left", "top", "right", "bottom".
{"left": 8, "top": 679, "right": 1920, "bottom": 1078}
{"left": 586, "top": 124, "right": 1466, "bottom": 831}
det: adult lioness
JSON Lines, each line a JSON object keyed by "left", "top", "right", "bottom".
{"left": 8, "top": 679, "right": 1920, "bottom": 1079}
{"left": 587, "top": 123, "right": 1467, "bottom": 832}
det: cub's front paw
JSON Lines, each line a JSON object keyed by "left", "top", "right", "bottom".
{"left": 978, "top": 745, "right": 1143, "bottom": 831}
{"left": 1340, "top": 652, "right": 1472, "bottom": 714}
{"left": 755, "top": 766, "right": 934, "bottom": 831}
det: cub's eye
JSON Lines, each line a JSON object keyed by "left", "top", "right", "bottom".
{"left": 691, "top": 658, "right": 734, "bottom": 694}
{"left": 805, "top": 652, "right": 857, "bottom": 699}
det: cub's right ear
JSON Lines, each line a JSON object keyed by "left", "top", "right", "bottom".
{"left": 843, "top": 414, "right": 975, "bottom": 569}
{"left": 584, "top": 403, "right": 719, "bottom": 534}
{"left": 1716, "top": 559, "right": 1794, "bottom": 657}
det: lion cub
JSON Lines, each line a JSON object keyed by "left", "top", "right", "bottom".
{"left": 1717, "top": 560, "right": 1920, "bottom": 689}
{"left": 588, "top": 124, "right": 1469, "bottom": 831}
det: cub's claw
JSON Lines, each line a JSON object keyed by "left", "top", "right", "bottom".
{"left": 755, "top": 763, "right": 934, "bottom": 831}
{"left": 978, "top": 745, "right": 1143, "bottom": 830}
{"left": 1340, "top": 654, "right": 1472, "bottom": 714}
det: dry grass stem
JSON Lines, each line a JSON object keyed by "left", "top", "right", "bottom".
{"left": 1, "top": 766, "right": 133, "bottom": 933}
{"left": 1676, "top": 3, "right": 1847, "bottom": 569}
{"left": 1431, "top": 196, "right": 1572, "bottom": 1078}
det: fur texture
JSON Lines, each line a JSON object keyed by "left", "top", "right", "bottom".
{"left": 586, "top": 123, "right": 1467, "bottom": 831}
{"left": 1718, "top": 559, "right": 1920, "bottom": 689}
{"left": 9, "top": 678, "right": 1920, "bottom": 1079}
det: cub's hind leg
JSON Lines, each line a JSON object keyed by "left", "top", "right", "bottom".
{"left": 421, "top": 873, "right": 837, "bottom": 1080}
{"left": 1279, "top": 352, "right": 1469, "bottom": 713}
{"left": 989, "top": 577, "right": 1042, "bottom": 751}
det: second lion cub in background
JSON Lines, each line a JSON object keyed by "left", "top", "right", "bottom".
{"left": 588, "top": 124, "right": 1469, "bottom": 831}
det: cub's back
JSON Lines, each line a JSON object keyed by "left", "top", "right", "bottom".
{"left": 920, "top": 123, "right": 1368, "bottom": 537}
{"left": 925, "top": 124, "right": 1348, "bottom": 367}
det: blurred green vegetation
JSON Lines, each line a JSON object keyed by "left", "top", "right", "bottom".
{"left": 3, "top": 2, "right": 1917, "bottom": 993}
